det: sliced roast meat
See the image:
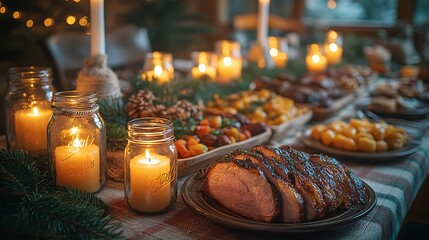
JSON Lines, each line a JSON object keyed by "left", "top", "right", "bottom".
{"left": 202, "top": 159, "right": 280, "bottom": 222}
{"left": 229, "top": 150, "right": 305, "bottom": 222}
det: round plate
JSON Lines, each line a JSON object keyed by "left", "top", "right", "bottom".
{"left": 181, "top": 171, "right": 376, "bottom": 233}
{"left": 301, "top": 128, "right": 420, "bottom": 162}
{"left": 355, "top": 97, "right": 429, "bottom": 120}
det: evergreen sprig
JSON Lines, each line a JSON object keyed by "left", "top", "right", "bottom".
{"left": 0, "top": 149, "right": 124, "bottom": 239}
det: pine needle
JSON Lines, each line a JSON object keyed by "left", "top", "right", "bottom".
{"left": 0, "top": 149, "right": 125, "bottom": 239}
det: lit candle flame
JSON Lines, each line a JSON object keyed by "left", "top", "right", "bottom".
{"left": 32, "top": 107, "right": 39, "bottom": 116}
{"left": 198, "top": 64, "right": 207, "bottom": 73}
{"left": 223, "top": 57, "right": 232, "bottom": 67}
{"left": 312, "top": 55, "right": 321, "bottom": 63}
{"left": 145, "top": 149, "right": 152, "bottom": 163}
{"left": 269, "top": 48, "right": 278, "bottom": 57}
{"left": 70, "top": 127, "right": 79, "bottom": 135}
{"left": 329, "top": 43, "right": 338, "bottom": 52}
{"left": 154, "top": 65, "right": 163, "bottom": 76}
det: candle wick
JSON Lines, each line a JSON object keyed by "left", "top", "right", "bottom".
{"left": 148, "top": 157, "right": 151, "bottom": 162}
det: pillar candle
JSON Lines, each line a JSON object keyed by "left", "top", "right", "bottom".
{"left": 54, "top": 140, "right": 100, "bottom": 193}
{"left": 306, "top": 54, "right": 327, "bottom": 72}
{"left": 217, "top": 56, "right": 242, "bottom": 84}
{"left": 325, "top": 42, "right": 343, "bottom": 65}
{"left": 306, "top": 44, "right": 327, "bottom": 72}
{"left": 129, "top": 150, "right": 171, "bottom": 212}
{"left": 90, "top": 0, "right": 105, "bottom": 56}
{"left": 14, "top": 106, "right": 52, "bottom": 152}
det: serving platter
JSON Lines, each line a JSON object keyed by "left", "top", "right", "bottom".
{"left": 181, "top": 170, "right": 376, "bottom": 233}
{"left": 301, "top": 128, "right": 420, "bottom": 162}
{"left": 178, "top": 128, "right": 272, "bottom": 177}
{"left": 356, "top": 97, "right": 429, "bottom": 120}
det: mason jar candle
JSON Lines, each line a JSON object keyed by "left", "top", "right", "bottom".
{"left": 4, "top": 67, "right": 55, "bottom": 153}
{"left": 47, "top": 91, "right": 107, "bottom": 193}
{"left": 190, "top": 51, "right": 217, "bottom": 81}
{"left": 141, "top": 51, "right": 174, "bottom": 84}
{"left": 268, "top": 36, "right": 289, "bottom": 68}
{"left": 306, "top": 44, "right": 328, "bottom": 72}
{"left": 324, "top": 30, "right": 343, "bottom": 65}
{"left": 215, "top": 40, "right": 242, "bottom": 84}
{"left": 124, "top": 117, "right": 178, "bottom": 213}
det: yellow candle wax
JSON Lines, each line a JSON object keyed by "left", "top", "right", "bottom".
{"left": 325, "top": 42, "right": 343, "bottom": 65}
{"left": 306, "top": 54, "right": 327, "bottom": 72}
{"left": 191, "top": 64, "right": 216, "bottom": 81}
{"left": 14, "top": 106, "right": 52, "bottom": 152}
{"left": 217, "top": 56, "right": 242, "bottom": 84}
{"left": 144, "top": 65, "right": 171, "bottom": 83}
{"left": 129, "top": 150, "right": 171, "bottom": 212}
{"left": 54, "top": 142, "right": 100, "bottom": 193}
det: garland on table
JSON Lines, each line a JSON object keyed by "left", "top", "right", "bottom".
{"left": 0, "top": 149, "right": 124, "bottom": 239}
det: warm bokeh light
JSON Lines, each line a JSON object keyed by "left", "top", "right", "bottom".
{"left": 329, "top": 43, "right": 338, "bottom": 52}
{"left": 198, "top": 64, "right": 207, "bottom": 73}
{"left": 74, "top": 0, "right": 81, "bottom": 2}
{"left": 223, "top": 57, "right": 232, "bottom": 67}
{"left": 328, "top": 30, "right": 338, "bottom": 40}
{"left": 44, "top": 18, "right": 54, "bottom": 27}
{"left": 79, "top": 16, "right": 88, "bottom": 26}
{"left": 327, "top": 0, "right": 337, "bottom": 9}
{"left": 66, "top": 15, "right": 76, "bottom": 25}
{"left": 269, "top": 48, "right": 279, "bottom": 57}
{"left": 0, "top": 6, "right": 6, "bottom": 14}
{"left": 12, "top": 11, "right": 21, "bottom": 19}
{"left": 26, "top": 19, "right": 34, "bottom": 28}
{"left": 154, "top": 65, "right": 163, "bottom": 76}
{"left": 312, "top": 55, "right": 321, "bottom": 63}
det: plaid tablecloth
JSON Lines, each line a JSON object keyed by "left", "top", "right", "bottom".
{"left": 97, "top": 133, "right": 429, "bottom": 240}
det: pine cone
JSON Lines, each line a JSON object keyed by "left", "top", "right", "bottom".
{"left": 162, "top": 100, "right": 202, "bottom": 120}
{"left": 125, "top": 90, "right": 159, "bottom": 119}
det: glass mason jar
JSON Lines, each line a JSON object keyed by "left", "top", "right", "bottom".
{"left": 324, "top": 30, "right": 343, "bottom": 66}
{"left": 190, "top": 51, "right": 217, "bottom": 81}
{"left": 215, "top": 40, "right": 242, "bottom": 84}
{"left": 141, "top": 51, "right": 174, "bottom": 84}
{"left": 47, "top": 91, "right": 106, "bottom": 193}
{"left": 306, "top": 44, "right": 328, "bottom": 73}
{"left": 268, "top": 36, "right": 289, "bottom": 69}
{"left": 4, "top": 67, "right": 55, "bottom": 153}
{"left": 124, "top": 117, "right": 178, "bottom": 214}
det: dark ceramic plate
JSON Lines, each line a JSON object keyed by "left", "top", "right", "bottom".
{"left": 181, "top": 171, "right": 376, "bottom": 233}
{"left": 301, "top": 128, "right": 420, "bottom": 162}
{"left": 355, "top": 97, "right": 429, "bottom": 120}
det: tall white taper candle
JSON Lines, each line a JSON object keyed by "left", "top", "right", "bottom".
{"left": 257, "top": 0, "right": 270, "bottom": 48}
{"left": 90, "top": 0, "right": 105, "bottom": 56}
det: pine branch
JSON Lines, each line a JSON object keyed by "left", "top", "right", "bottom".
{"left": 55, "top": 187, "right": 110, "bottom": 214}
{"left": 0, "top": 149, "right": 125, "bottom": 239}
{"left": 21, "top": 194, "right": 123, "bottom": 240}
